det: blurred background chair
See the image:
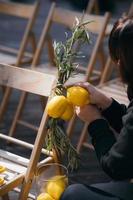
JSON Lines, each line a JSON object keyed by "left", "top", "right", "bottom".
{"left": 0, "top": 63, "right": 56, "bottom": 200}
{"left": 0, "top": 0, "right": 41, "bottom": 124}
{"left": 7, "top": 3, "right": 111, "bottom": 141}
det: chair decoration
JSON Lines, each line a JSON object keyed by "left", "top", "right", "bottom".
{"left": 46, "top": 17, "right": 91, "bottom": 170}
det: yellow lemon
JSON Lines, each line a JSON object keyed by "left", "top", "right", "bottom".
{"left": 0, "top": 177, "right": 4, "bottom": 186}
{"left": 37, "top": 193, "right": 54, "bottom": 200}
{"left": 0, "top": 165, "right": 6, "bottom": 173}
{"left": 67, "top": 86, "right": 90, "bottom": 106}
{"left": 49, "top": 175, "right": 68, "bottom": 187}
{"left": 47, "top": 96, "right": 68, "bottom": 118}
{"left": 61, "top": 101, "right": 74, "bottom": 121}
{"left": 46, "top": 175, "right": 67, "bottom": 200}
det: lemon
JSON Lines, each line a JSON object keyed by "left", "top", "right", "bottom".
{"left": 47, "top": 96, "right": 68, "bottom": 118}
{"left": 67, "top": 86, "right": 90, "bottom": 106}
{"left": 46, "top": 175, "right": 67, "bottom": 200}
{"left": 0, "top": 165, "right": 6, "bottom": 173}
{"left": 0, "top": 177, "right": 4, "bottom": 186}
{"left": 61, "top": 101, "right": 74, "bottom": 121}
{"left": 49, "top": 175, "right": 68, "bottom": 187}
{"left": 37, "top": 193, "right": 54, "bottom": 200}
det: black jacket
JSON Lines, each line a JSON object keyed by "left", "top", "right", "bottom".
{"left": 88, "top": 98, "right": 133, "bottom": 200}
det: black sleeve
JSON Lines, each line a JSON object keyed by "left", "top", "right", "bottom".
{"left": 88, "top": 103, "right": 133, "bottom": 180}
{"left": 102, "top": 99, "right": 127, "bottom": 132}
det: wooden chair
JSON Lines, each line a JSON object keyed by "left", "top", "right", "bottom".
{"left": 8, "top": 3, "right": 111, "bottom": 140}
{"left": 0, "top": 63, "right": 56, "bottom": 200}
{"left": 0, "top": 0, "right": 41, "bottom": 123}
{"left": 0, "top": 0, "right": 40, "bottom": 65}
{"left": 76, "top": 57, "right": 129, "bottom": 153}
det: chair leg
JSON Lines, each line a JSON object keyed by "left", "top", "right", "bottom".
{"left": 77, "top": 122, "right": 94, "bottom": 153}
{"left": 9, "top": 92, "right": 28, "bottom": 137}
{"left": 29, "top": 32, "right": 37, "bottom": 54}
{"left": 97, "top": 45, "right": 105, "bottom": 72}
{"left": 0, "top": 87, "right": 12, "bottom": 123}
{"left": 1, "top": 86, "right": 6, "bottom": 94}
{"left": 39, "top": 96, "right": 47, "bottom": 109}
{"left": 47, "top": 35, "right": 55, "bottom": 66}
{"left": 67, "top": 114, "right": 77, "bottom": 138}
{"left": 18, "top": 125, "right": 54, "bottom": 200}
{"left": 77, "top": 123, "right": 88, "bottom": 153}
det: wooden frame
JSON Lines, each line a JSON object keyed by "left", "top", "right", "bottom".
{"left": 0, "top": 0, "right": 41, "bottom": 123}
{"left": 0, "top": 63, "right": 56, "bottom": 199}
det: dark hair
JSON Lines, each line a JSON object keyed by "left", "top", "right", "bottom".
{"left": 109, "top": 16, "right": 133, "bottom": 86}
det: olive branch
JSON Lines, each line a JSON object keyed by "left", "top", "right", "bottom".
{"left": 46, "top": 18, "right": 91, "bottom": 171}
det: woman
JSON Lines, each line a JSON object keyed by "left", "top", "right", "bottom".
{"left": 61, "top": 16, "right": 133, "bottom": 200}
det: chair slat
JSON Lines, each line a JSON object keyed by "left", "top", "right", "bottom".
{"left": 0, "top": 2, "right": 35, "bottom": 19}
{"left": 53, "top": 8, "right": 109, "bottom": 34}
{"left": 0, "top": 63, "right": 55, "bottom": 97}
{"left": 0, "top": 173, "right": 24, "bottom": 196}
{"left": 0, "top": 134, "right": 53, "bottom": 156}
{"left": 101, "top": 86, "right": 127, "bottom": 96}
{"left": 0, "top": 149, "right": 28, "bottom": 169}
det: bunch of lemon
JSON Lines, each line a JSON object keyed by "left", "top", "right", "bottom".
{"left": 0, "top": 165, "right": 6, "bottom": 186}
{"left": 37, "top": 175, "right": 68, "bottom": 200}
{"left": 47, "top": 86, "right": 90, "bottom": 121}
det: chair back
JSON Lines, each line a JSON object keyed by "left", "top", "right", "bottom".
{"left": 0, "top": 63, "right": 55, "bottom": 96}
{"left": 0, "top": 0, "right": 40, "bottom": 66}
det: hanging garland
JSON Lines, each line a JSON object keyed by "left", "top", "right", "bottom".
{"left": 46, "top": 18, "right": 91, "bottom": 170}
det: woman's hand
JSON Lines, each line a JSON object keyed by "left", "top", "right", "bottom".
{"left": 75, "top": 104, "right": 102, "bottom": 124}
{"left": 75, "top": 82, "right": 113, "bottom": 110}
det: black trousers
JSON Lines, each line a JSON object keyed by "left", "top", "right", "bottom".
{"left": 60, "top": 184, "right": 121, "bottom": 200}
